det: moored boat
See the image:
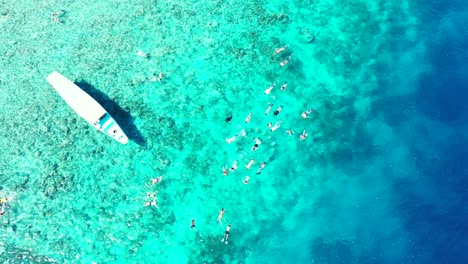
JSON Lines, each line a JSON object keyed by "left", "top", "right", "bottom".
{"left": 46, "top": 71, "right": 128, "bottom": 144}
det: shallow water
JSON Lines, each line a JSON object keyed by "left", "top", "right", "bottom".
{"left": 1, "top": 0, "right": 467, "bottom": 263}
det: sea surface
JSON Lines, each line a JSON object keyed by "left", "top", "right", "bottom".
{"left": 0, "top": 0, "right": 467, "bottom": 263}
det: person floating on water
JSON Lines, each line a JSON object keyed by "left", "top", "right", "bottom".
{"left": 151, "top": 176, "right": 163, "bottom": 184}
{"left": 222, "top": 166, "right": 229, "bottom": 176}
{"left": 246, "top": 159, "right": 255, "bottom": 169}
{"left": 265, "top": 103, "right": 273, "bottom": 115}
{"left": 136, "top": 50, "right": 149, "bottom": 58}
{"left": 264, "top": 83, "right": 275, "bottom": 95}
{"left": 280, "top": 56, "right": 292, "bottom": 67}
{"left": 300, "top": 129, "right": 308, "bottom": 140}
{"left": 191, "top": 219, "right": 196, "bottom": 229}
{"left": 0, "top": 197, "right": 9, "bottom": 204}
{"left": 51, "top": 10, "right": 65, "bottom": 24}
{"left": 0, "top": 196, "right": 9, "bottom": 216}
{"left": 301, "top": 109, "right": 315, "bottom": 119}
{"left": 273, "top": 45, "right": 288, "bottom": 55}
{"left": 217, "top": 208, "right": 225, "bottom": 222}
{"left": 230, "top": 161, "right": 238, "bottom": 171}
{"left": 221, "top": 224, "right": 231, "bottom": 244}
{"left": 226, "top": 135, "right": 236, "bottom": 144}
{"left": 245, "top": 113, "right": 252, "bottom": 123}
{"left": 225, "top": 114, "right": 233, "bottom": 123}
{"left": 270, "top": 121, "right": 282, "bottom": 132}
{"left": 143, "top": 199, "right": 159, "bottom": 208}
{"left": 242, "top": 176, "right": 250, "bottom": 184}
{"left": 256, "top": 162, "right": 267, "bottom": 175}
{"left": 149, "top": 72, "right": 164, "bottom": 82}
{"left": 274, "top": 105, "right": 284, "bottom": 116}
{"left": 251, "top": 138, "right": 262, "bottom": 151}
{"left": 143, "top": 200, "right": 159, "bottom": 207}
{"left": 281, "top": 82, "right": 288, "bottom": 91}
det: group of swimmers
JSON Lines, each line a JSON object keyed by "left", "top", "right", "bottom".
{"left": 143, "top": 176, "right": 163, "bottom": 208}
{"left": 138, "top": 45, "right": 309, "bottom": 244}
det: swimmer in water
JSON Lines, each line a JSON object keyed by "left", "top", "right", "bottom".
{"left": 265, "top": 103, "right": 273, "bottom": 115}
{"left": 191, "top": 219, "right": 196, "bottom": 229}
{"left": 246, "top": 159, "right": 255, "bottom": 169}
{"left": 51, "top": 10, "right": 65, "bottom": 24}
{"left": 149, "top": 72, "right": 164, "bottom": 82}
{"left": 221, "top": 224, "right": 231, "bottom": 244}
{"left": 264, "top": 83, "right": 275, "bottom": 95}
{"left": 150, "top": 176, "right": 163, "bottom": 184}
{"left": 274, "top": 105, "right": 284, "bottom": 116}
{"left": 225, "top": 114, "right": 233, "bottom": 123}
{"left": 256, "top": 162, "right": 266, "bottom": 175}
{"left": 136, "top": 50, "right": 149, "bottom": 58}
{"left": 267, "top": 122, "right": 273, "bottom": 128}
{"left": 281, "top": 81, "right": 288, "bottom": 91}
{"left": 251, "top": 138, "right": 262, "bottom": 151}
{"left": 143, "top": 200, "right": 159, "bottom": 208}
{"left": 245, "top": 113, "right": 252, "bottom": 123}
{"left": 280, "top": 56, "right": 292, "bottom": 67}
{"left": 286, "top": 129, "right": 294, "bottom": 136}
{"left": 273, "top": 45, "right": 288, "bottom": 55}
{"left": 217, "top": 208, "right": 225, "bottom": 222}
{"left": 230, "top": 161, "right": 238, "bottom": 171}
{"left": 301, "top": 109, "right": 315, "bottom": 119}
{"left": 270, "top": 121, "right": 282, "bottom": 132}
{"left": 242, "top": 176, "right": 250, "bottom": 184}
{"left": 146, "top": 192, "right": 157, "bottom": 198}
{"left": 223, "top": 166, "right": 229, "bottom": 176}
{"left": 226, "top": 136, "right": 236, "bottom": 144}
{"left": 300, "top": 129, "right": 308, "bottom": 140}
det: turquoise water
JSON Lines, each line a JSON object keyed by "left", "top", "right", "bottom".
{"left": 2, "top": 0, "right": 467, "bottom": 263}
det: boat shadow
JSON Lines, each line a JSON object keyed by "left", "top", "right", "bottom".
{"left": 75, "top": 81, "right": 146, "bottom": 146}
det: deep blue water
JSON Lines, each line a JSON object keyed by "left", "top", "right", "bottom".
{"left": 375, "top": 1, "right": 468, "bottom": 262}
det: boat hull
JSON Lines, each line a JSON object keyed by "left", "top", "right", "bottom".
{"left": 46, "top": 71, "right": 129, "bottom": 144}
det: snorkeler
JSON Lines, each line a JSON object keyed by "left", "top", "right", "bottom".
{"left": 225, "top": 114, "right": 233, "bottom": 123}
{"left": 143, "top": 199, "right": 159, "bottom": 208}
{"left": 222, "top": 166, "right": 229, "bottom": 176}
{"left": 230, "top": 161, "right": 238, "bottom": 171}
{"left": 273, "top": 45, "right": 288, "bottom": 55}
{"left": 300, "top": 129, "right": 308, "bottom": 140}
{"left": 274, "top": 105, "right": 284, "bottom": 116}
{"left": 221, "top": 224, "right": 231, "bottom": 244}
{"left": 280, "top": 81, "right": 288, "bottom": 91}
{"left": 270, "top": 121, "right": 282, "bottom": 132}
{"left": 136, "top": 50, "right": 149, "bottom": 58}
{"left": 256, "top": 162, "right": 267, "bottom": 175}
{"left": 264, "top": 83, "right": 275, "bottom": 95}
{"left": 226, "top": 135, "right": 236, "bottom": 144}
{"left": 242, "top": 176, "right": 250, "bottom": 184}
{"left": 217, "top": 208, "right": 225, "bottom": 222}
{"left": 246, "top": 159, "right": 255, "bottom": 169}
{"left": 301, "top": 109, "right": 315, "bottom": 119}
{"left": 251, "top": 138, "right": 262, "bottom": 151}
{"left": 245, "top": 113, "right": 252, "bottom": 123}
{"left": 265, "top": 103, "right": 273, "bottom": 115}
{"left": 280, "top": 56, "right": 292, "bottom": 67}
{"left": 150, "top": 176, "right": 163, "bottom": 184}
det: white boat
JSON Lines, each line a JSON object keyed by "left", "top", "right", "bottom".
{"left": 46, "top": 71, "right": 129, "bottom": 144}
